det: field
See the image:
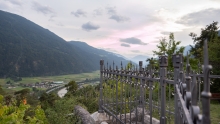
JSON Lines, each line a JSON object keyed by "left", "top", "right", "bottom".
{"left": 0, "top": 70, "right": 100, "bottom": 91}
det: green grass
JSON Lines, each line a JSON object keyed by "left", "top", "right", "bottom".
{"left": 209, "top": 100, "right": 220, "bottom": 124}
{"left": 147, "top": 99, "right": 220, "bottom": 124}
{"left": 0, "top": 70, "right": 99, "bottom": 85}
{"left": 0, "top": 70, "right": 100, "bottom": 91}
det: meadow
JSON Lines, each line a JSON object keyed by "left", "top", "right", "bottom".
{"left": 0, "top": 70, "right": 100, "bottom": 91}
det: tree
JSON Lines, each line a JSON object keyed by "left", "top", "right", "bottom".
{"left": 126, "top": 61, "right": 134, "bottom": 70}
{"left": 189, "top": 21, "right": 219, "bottom": 61}
{"left": 4, "top": 95, "right": 13, "bottom": 106}
{"left": 14, "top": 88, "right": 30, "bottom": 106}
{"left": 44, "top": 97, "right": 81, "bottom": 124}
{"left": 39, "top": 92, "right": 59, "bottom": 110}
{"left": 65, "top": 81, "right": 78, "bottom": 94}
{"left": 146, "top": 57, "right": 158, "bottom": 70}
{"left": 0, "top": 95, "right": 48, "bottom": 124}
{"left": 153, "top": 33, "right": 185, "bottom": 70}
{"left": 189, "top": 21, "right": 220, "bottom": 92}
{"left": 0, "top": 85, "right": 4, "bottom": 95}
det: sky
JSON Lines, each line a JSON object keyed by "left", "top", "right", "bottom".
{"left": 0, "top": 0, "right": 220, "bottom": 59}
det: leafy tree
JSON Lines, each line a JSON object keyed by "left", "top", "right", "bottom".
{"left": 189, "top": 21, "right": 219, "bottom": 61}
{"left": 65, "top": 81, "right": 78, "bottom": 94}
{"left": 0, "top": 95, "right": 48, "bottom": 124}
{"left": 153, "top": 33, "right": 185, "bottom": 70}
{"left": 14, "top": 88, "right": 30, "bottom": 97}
{"left": 126, "top": 61, "right": 133, "bottom": 70}
{"left": 146, "top": 57, "right": 158, "bottom": 70}
{"left": 4, "top": 95, "right": 13, "bottom": 106}
{"left": 14, "top": 88, "right": 30, "bottom": 106}
{"left": 39, "top": 92, "right": 59, "bottom": 110}
{"left": 44, "top": 97, "right": 82, "bottom": 124}
{"left": 0, "top": 85, "right": 4, "bottom": 95}
{"left": 189, "top": 21, "right": 220, "bottom": 92}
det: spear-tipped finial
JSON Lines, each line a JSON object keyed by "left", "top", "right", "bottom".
{"left": 113, "top": 61, "right": 115, "bottom": 70}
{"left": 187, "top": 52, "right": 189, "bottom": 64}
{"left": 204, "top": 39, "right": 209, "bottom": 66}
{"left": 107, "top": 62, "right": 108, "bottom": 70}
{"left": 186, "top": 52, "right": 191, "bottom": 75}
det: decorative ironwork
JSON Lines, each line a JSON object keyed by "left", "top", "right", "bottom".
{"left": 98, "top": 40, "right": 219, "bottom": 124}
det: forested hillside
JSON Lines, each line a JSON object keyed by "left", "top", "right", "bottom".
{"left": 0, "top": 10, "right": 128, "bottom": 77}
{"left": 69, "top": 41, "right": 129, "bottom": 67}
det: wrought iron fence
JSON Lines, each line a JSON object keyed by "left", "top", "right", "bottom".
{"left": 98, "top": 40, "right": 220, "bottom": 124}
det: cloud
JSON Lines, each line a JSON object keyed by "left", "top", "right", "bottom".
{"left": 93, "top": 8, "right": 103, "bottom": 16}
{"left": 176, "top": 8, "right": 220, "bottom": 26}
{"left": 57, "top": 22, "right": 64, "bottom": 27}
{"left": 120, "top": 37, "right": 147, "bottom": 45}
{"left": 32, "top": 1, "right": 55, "bottom": 15}
{"left": 121, "top": 43, "right": 130, "bottom": 47}
{"left": 109, "top": 15, "right": 130, "bottom": 22}
{"left": 106, "top": 6, "right": 129, "bottom": 22}
{"left": 71, "top": 9, "right": 87, "bottom": 17}
{"left": 211, "top": 0, "right": 220, "bottom": 2}
{"left": 81, "top": 22, "right": 100, "bottom": 31}
{"left": 131, "top": 50, "right": 140, "bottom": 53}
{"left": 106, "top": 6, "right": 116, "bottom": 15}
{"left": 49, "top": 15, "right": 56, "bottom": 21}
{"left": 5, "top": 0, "right": 22, "bottom": 6}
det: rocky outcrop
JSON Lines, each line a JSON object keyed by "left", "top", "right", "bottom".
{"left": 91, "top": 112, "right": 110, "bottom": 124}
{"left": 74, "top": 105, "right": 96, "bottom": 124}
{"left": 91, "top": 107, "right": 160, "bottom": 124}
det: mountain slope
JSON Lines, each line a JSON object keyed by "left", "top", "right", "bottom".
{"left": 0, "top": 10, "right": 129, "bottom": 77}
{"left": 0, "top": 10, "right": 126, "bottom": 77}
{"left": 69, "top": 41, "right": 129, "bottom": 67}
{"left": 130, "top": 55, "right": 149, "bottom": 66}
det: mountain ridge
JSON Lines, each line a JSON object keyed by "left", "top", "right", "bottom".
{"left": 0, "top": 10, "right": 128, "bottom": 77}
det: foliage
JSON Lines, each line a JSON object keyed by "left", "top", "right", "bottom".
{"left": 146, "top": 57, "right": 159, "bottom": 70}
{"left": 189, "top": 21, "right": 219, "bottom": 60}
{"left": 152, "top": 33, "right": 185, "bottom": 70}
{"left": 39, "top": 92, "right": 60, "bottom": 110}
{"left": 0, "top": 94, "right": 48, "bottom": 124}
{"left": 74, "top": 85, "right": 98, "bottom": 113}
{"left": 44, "top": 97, "right": 82, "bottom": 124}
{"left": 65, "top": 80, "right": 78, "bottom": 94}
{"left": 0, "top": 85, "right": 4, "bottom": 95}
{"left": 189, "top": 21, "right": 220, "bottom": 92}
{"left": 126, "top": 61, "right": 133, "bottom": 70}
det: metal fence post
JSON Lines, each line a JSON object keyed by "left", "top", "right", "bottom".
{"left": 159, "top": 55, "right": 168, "bottom": 124}
{"left": 98, "top": 60, "right": 104, "bottom": 113}
{"left": 139, "top": 61, "right": 145, "bottom": 124}
{"left": 149, "top": 64, "right": 153, "bottom": 124}
{"left": 201, "top": 39, "right": 212, "bottom": 124}
{"left": 172, "top": 54, "right": 182, "bottom": 124}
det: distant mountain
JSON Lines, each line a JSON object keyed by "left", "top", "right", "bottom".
{"left": 69, "top": 41, "right": 129, "bottom": 67}
{"left": 0, "top": 10, "right": 128, "bottom": 77}
{"left": 183, "top": 45, "right": 192, "bottom": 56}
{"left": 130, "top": 55, "right": 150, "bottom": 66}
{"left": 112, "top": 53, "right": 128, "bottom": 60}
